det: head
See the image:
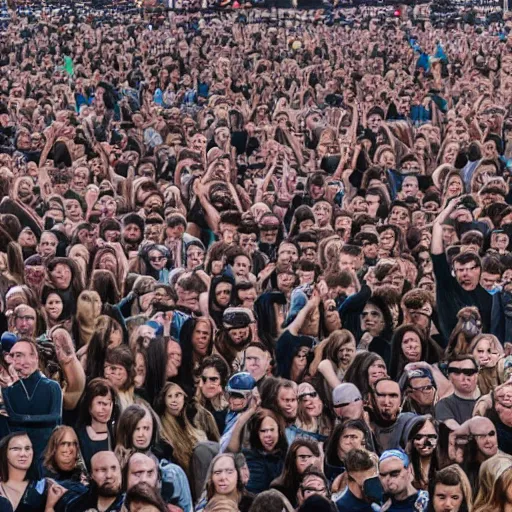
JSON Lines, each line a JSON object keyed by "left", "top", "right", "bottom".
{"left": 205, "top": 454, "right": 243, "bottom": 500}
{"left": 378, "top": 450, "right": 412, "bottom": 499}
{"left": 249, "top": 409, "right": 288, "bottom": 454}
{"left": 43, "top": 426, "right": 79, "bottom": 474}
{"left": 371, "top": 378, "right": 401, "bottom": 423}
{"left": 10, "top": 339, "right": 39, "bottom": 378}
{"left": 452, "top": 252, "right": 481, "bottom": 292}
{"left": 447, "top": 355, "right": 479, "bottom": 397}
{"left": 430, "top": 465, "right": 470, "bottom": 512}
{"left": 244, "top": 343, "right": 271, "bottom": 382}
{"left": 79, "top": 378, "right": 119, "bottom": 428}
{"left": 297, "top": 468, "right": 330, "bottom": 507}
{"left": 116, "top": 404, "right": 157, "bottom": 452}
{"left": 332, "top": 383, "right": 364, "bottom": 422}
{"left": 90, "top": 451, "right": 122, "bottom": 498}
{"left": 345, "top": 448, "right": 378, "bottom": 502}
{"left": 125, "top": 452, "right": 159, "bottom": 492}
{"left": 0, "top": 432, "right": 33, "bottom": 482}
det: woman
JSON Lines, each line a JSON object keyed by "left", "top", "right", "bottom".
{"left": 324, "top": 419, "right": 373, "bottom": 486}
{"left": 214, "top": 308, "right": 253, "bottom": 372}
{"left": 104, "top": 345, "right": 138, "bottom": 411}
{"left": 82, "top": 315, "right": 124, "bottom": 380}
{"left": 73, "top": 290, "right": 102, "bottom": 348}
{"left": 473, "top": 453, "right": 512, "bottom": 510}
{"left": 41, "top": 288, "right": 70, "bottom": 330}
{"left": 358, "top": 295, "right": 394, "bottom": 367}
{"left": 288, "top": 344, "right": 313, "bottom": 383}
{"left": 376, "top": 224, "right": 404, "bottom": 258}
{"left": 42, "top": 426, "right": 88, "bottom": 489}
{"left": 132, "top": 244, "right": 172, "bottom": 284}
{"left": 468, "top": 333, "right": 504, "bottom": 395}
{"left": 155, "top": 381, "right": 207, "bottom": 478}
{"left": 0, "top": 433, "right": 50, "bottom": 512}
{"left": 403, "top": 416, "right": 439, "bottom": 491}
{"left": 208, "top": 275, "right": 235, "bottom": 328}
{"left": 428, "top": 465, "right": 473, "bottom": 512}
{"left": 134, "top": 346, "right": 147, "bottom": 389}
{"left": 344, "top": 352, "right": 387, "bottom": 404}
{"left": 196, "top": 355, "right": 230, "bottom": 436}
{"left": 270, "top": 438, "right": 321, "bottom": 507}
{"left": 204, "top": 454, "right": 244, "bottom": 510}
{"left": 294, "top": 383, "right": 332, "bottom": 441}
{"left": 89, "top": 269, "right": 121, "bottom": 305}
{"left": 309, "top": 330, "right": 357, "bottom": 407}
{"left": 76, "top": 378, "right": 120, "bottom": 472}
{"left": 473, "top": 465, "right": 512, "bottom": 512}
{"left": 92, "top": 245, "right": 128, "bottom": 296}
{"left": 178, "top": 317, "right": 215, "bottom": 389}
{"left": 243, "top": 409, "right": 287, "bottom": 494}
{"left": 388, "top": 324, "right": 442, "bottom": 381}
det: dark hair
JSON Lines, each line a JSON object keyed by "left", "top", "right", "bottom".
{"left": 427, "top": 466, "right": 469, "bottom": 512}
{"left": 0, "top": 432, "right": 33, "bottom": 482}
{"left": 144, "top": 336, "right": 170, "bottom": 407}
{"left": 299, "top": 467, "right": 330, "bottom": 498}
{"left": 115, "top": 404, "right": 159, "bottom": 452}
{"left": 198, "top": 355, "right": 230, "bottom": 388}
{"left": 344, "top": 352, "right": 386, "bottom": 400}
{"left": 344, "top": 448, "right": 375, "bottom": 474}
{"left": 260, "top": 377, "right": 295, "bottom": 419}
{"left": 249, "top": 409, "right": 288, "bottom": 454}
{"left": 77, "top": 378, "right": 120, "bottom": 428}
{"left": 325, "top": 420, "right": 372, "bottom": 468}
{"left": 90, "top": 269, "right": 121, "bottom": 304}
{"left": 452, "top": 251, "right": 481, "bottom": 270}
{"left": 447, "top": 353, "right": 478, "bottom": 370}
{"left": 125, "top": 482, "right": 167, "bottom": 512}
{"left": 105, "top": 345, "right": 136, "bottom": 391}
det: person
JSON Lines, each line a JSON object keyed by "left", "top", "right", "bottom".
{"left": 55, "top": 451, "right": 124, "bottom": 512}
{"left": 332, "top": 383, "right": 366, "bottom": 424}
{"left": 123, "top": 482, "right": 167, "bottom": 512}
{"left": 1, "top": 339, "right": 62, "bottom": 474}
{"left": 295, "top": 468, "right": 330, "bottom": 508}
{"left": 378, "top": 450, "right": 429, "bottom": 511}
{"left": 428, "top": 465, "right": 473, "bottom": 512}
{"left": 202, "top": 454, "right": 244, "bottom": 511}
{"left": 335, "top": 448, "right": 377, "bottom": 512}
{"left": 435, "top": 355, "right": 481, "bottom": 424}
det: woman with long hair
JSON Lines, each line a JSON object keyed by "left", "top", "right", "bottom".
{"left": 428, "top": 464, "right": 473, "bottom": 512}
{"left": 104, "top": 345, "right": 138, "bottom": 411}
{"left": 473, "top": 465, "right": 512, "bottom": 512}
{"left": 468, "top": 333, "right": 505, "bottom": 395}
{"left": 295, "top": 382, "right": 333, "bottom": 441}
{"left": 473, "top": 453, "right": 512, "bottom": 511}
{"left": 204, "top": 454, "right": 245, "bottom": 510}
{"left": 343, "top": 352, "right": 387, "bottom": 404}
{"left": 44, "top": 257, "right": 84, "bottom": 314}
{"left": 89, "top": 269, "right": 121, "bottom": 305}
{"left": 403, "top": 416, "right": 439, "bottom": 491}
{"left": 154, "top": 381, "right": 207, "bottom": 478}
{"left": 270, "top": 438, "right": 321, "bottom": 507}
{"left": 73, "top": 290, "right": 102, "bottom": 348}
{"left": 243, "top": 409, "right": 288, "bottom": 494}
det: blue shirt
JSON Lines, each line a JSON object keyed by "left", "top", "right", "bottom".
{"left": 336, "top": 488, "right": 374, "bottom": 511}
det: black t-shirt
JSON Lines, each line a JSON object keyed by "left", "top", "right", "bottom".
{"left": 432, "top": 254, "right": 492, "bottom": 340}
{"left": 435, "top": 393, "right": 477, "bottom": 424}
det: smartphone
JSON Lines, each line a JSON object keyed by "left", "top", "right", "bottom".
{"left": 363, "top": 476, "right": 384, "bottom": 504}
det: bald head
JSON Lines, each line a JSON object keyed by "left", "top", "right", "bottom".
{"left": 91, "top": 451, "right": 122, "bottom": 497}
{"left": 126, "top": 453, "right": 158, "bottom": 491}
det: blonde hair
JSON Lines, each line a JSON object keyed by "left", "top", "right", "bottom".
{"left": 474, "top": 454, "right": 512, "bottom": 510}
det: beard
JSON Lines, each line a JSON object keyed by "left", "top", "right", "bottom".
{"left": 96, "top": 482, "right": 121, "bottom": 498}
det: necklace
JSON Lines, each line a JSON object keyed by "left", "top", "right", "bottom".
{"left": 18, "top": 374, "right": 41, "bottom": 402}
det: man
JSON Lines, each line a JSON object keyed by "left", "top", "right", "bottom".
{"left": 336, "top": 449, "right": 377, "bottom": 512}
{"left": 401, "top": 368, "right": 438, "bottom": 415}
{"left": 333, "top": 383, "right": 365, "bottom": 423}
{"left": 37, "top": 230, "right": 59, "bottom": 259}
{"left": 435, "top": 355, "right": 481, "bottom": 424}
{"left": 56, "top": 451, "right": 124, "bottom": 511}
{"left": 165, "top": 212, "right": 201, "bottom": 269}
{"left": 297, "top": 468, "right": 330, "bottom": 507}
{"left": 431, "top": 197, "right": 492, "bottom": 339}
{"left": 1, "top": 339, "right": 62, "bottom": 473}
{"left": 369, "top": 379, "right": 415, "bottom": 454}
{"left": 378, "top": 450, "right": 429, "bottom": 511}
{"left": 125, "top": 453, "right": 159, "bottom": 491}
{"left": 12, "top": 304, "right": 37, "bottom": 338}
{"left": 243, "top": 343, "right": 271, "bottom": 384}
{"left": 122, "top": 213, "right": 145, "bottom": 255}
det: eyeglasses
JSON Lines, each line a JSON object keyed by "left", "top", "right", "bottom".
{"left": 447, "top": 367, "right": 478, "bottom": 377}
{"left": 201, "top": 375, "right": 220, "bottom": 383}
{"left": 409, "top": 385, "right": 434, "bottom": 393}
{"left": 379, "top": 469, "right": 403, "bottom": 478}
{"left": 472, "top": 430, "right": 496, "bottom": 439}
{"left": 413, "top": 433, "right": 438, "bottom": 442}
{"left": 298, "top": 391, "right": 318, "bottom": 400}
{"left": 334, "top": 397, "right": 361, "bottom": 408}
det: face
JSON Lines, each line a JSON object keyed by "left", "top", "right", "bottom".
{"left": 368, "top": 359, "right": 387, "bottom": 386}
{"left": 135, "top": 352, "right": 146, "bottom": 388}
{"left": 166, "top": 341, "right": 182, "bottom": 378}
{"left": 7, "top": 435, "right": 33, "bottom": 473}
{"left": 402, "top": 177, "right": 419, "bottom": 197}
{"left": 89, "top": 393, "right": 113, "bottom": 424}
{"left": 14, "top": 307, "right": 36, "bottom": 337}
{"left": 228, "top": 326, "right": 250, "bottom": 345}
{"left": 124, "top": 224, "right": 142, "bottom": 243}
{"left": 379, "top": 458, "right": 408, "bottom": 498}
{"left": 366, "top": 194, "right": 381, "bottom": 218}
{"left": 45, "top": 293, "right": 63, "bottom": 321}
{"left": 132, "top": 414, "right": 153, "bottom": 450}
{"left": 472, "top": 338, "right": 499, "bottom": 368}
{"left": 401, "top": 331, "right": 422, "bottom": 363}
{"left": 471, "top": 421, "right": 498, "bottom": 458}
{"left": 453, "top": 260, "right": 480, "bottom": 291}
{"left": 277, "top": 387, "right": 298, "bottom": 421}
{"left": 389, "top": 206, "right": 410, "bottom": 230}
{"left": 212, "top": 456, "right": 238, "bottom": 496}
{"left": 38, "top": 232, "right": 58, "bottom": 257}
{"left": 294, "top": 446, "right": 318, "bottom": 474}
{"left": 379, "top": 229, "right": 395, "bottom": 252}
{"left": 447, "top": 359, "right": 478, "bottom": 396}
{"left": 338, "top": 428, "right": 365, "bottom": 459}
{"left": 192, "top": 320, "right": 212, "bottom": 357}
{"left": 244, "top": 347, "right": 270, "bottom": 381}
{"left": 259, "top": 416, "right": 279, "bottom": 452}
{"left": 338, "top": 341, "right": 356, "bottom": 368}
{"left": 408, "top": 377, "right": 436, "bottom": 407}
{"left": 200, "top": 367, "right": 222, "bottom": 400}
{"left": 104, "top": 362, "right": 128, "bottom": 390}
{"left": 412, "top": 421, "right": 438, "bottom": 457}
{"left": 374, "top": 380, "right": 401, "bottom": 421}
{"left": 299, "top": 474, "right": 328, "bottom": 505}
{"left": 187, "top": 246, "right": 205, "bottom": 270}
{"left": 299, "top": 384, "right": 323, "bottom": 418}
{"left": 233, "top": 256, "right": 251, "bottom": 279}
{"left": 432, "top": 483, "right": 463, "bottom": 512}
{"left": 126, "top": 455, "right": 158, "bottom": 491}
{"left": 55, "top": 431, "right": 78, "bottom": 471}
{"left": 91, "top": 452, "right": 122, "bottom": 497}
{"left": 165, "top": 385, "right": 186, "bottom": 417}
{"left": 50, "top": 263, "right": 72, "bottom": 290}
{"left": 10, "top": 341, "right": 38, "bottom": 378}
{"left": 446, "top": 176, "right": 463, "bottom": 197}
{"left": 18, "top": 229, "right": 37, "bottom": 248}
{"left": 148, "top": 250, "right": 167, "bottom": 271}
{"left": 238, "top": 287, "right": 257, "bottom": 309}
{"left": 215, "top": 283, "right": 232, "bottom": 307}
{"left": 480, "top": 272, "right": 500, "bottom": 291}
{"left": 277, "top": 272, "right": 296, "bottom": 293}
{"left": 278, "top": 243, "right": 299, "bottom": 265}
{"left": 361, "top": 304, "right": 385, "bottom": 336}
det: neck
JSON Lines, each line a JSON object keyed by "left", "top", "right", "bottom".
{"left": 394, "top": 484, "right": 416, "bottom": 502}
{"left": 7, "top": 468, "right": 27, "bottom": 484}
{"left": 97, "top": 495, "right": 117, "bottom": 512}
{"left": 90, "top": 419, "right": 108, "bottom": 433}
{"left": 454, "top": 388, "right": 480, "bottom": 400}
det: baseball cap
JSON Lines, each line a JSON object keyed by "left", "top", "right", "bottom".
{"left": 1, "top": 332, "right": 18, "bottom": 353}
{"left": 332, "top": 383, "right": 362, "bottom": 407}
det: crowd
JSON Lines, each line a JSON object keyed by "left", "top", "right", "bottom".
{"left": 0, "top": 3, "right": 511, "bottom": 512}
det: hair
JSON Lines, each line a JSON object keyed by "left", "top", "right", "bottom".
{"left": 249, "top": 489, "right": 295, "bottom": 512}
{"left": 248, "top": 409, "right": 288, "bottom": 454}
{"left": 260, "top": 378, "right": 296, "bottom": 419}
{"left": 46, "top": 257, "right": 84, "bottom": 297}
{"left": 299, "top": 467, "right": 330, "bottom": 497}
{"left": 198, "top": 355, "right": 230, "bottom": 389}
{"left": 325, "top": 420, "right": 372, "bottom": 469}
{"left": 105, "top": 345, "right": 136, "bottom": 391}
{"left": 89, "top": 269, "right": 121, "bottom": 305}
{"left": 125, "top": 482, "right": 167, "bottom": 512}
{"left": 0, "top": 432, "right": 33, "bottom": 482}
{"left": 344, "top": 352, "right": 386, "bottom": 400}
{"left": 428, "top": 465, "right": 472, "bottom": 512}
{"left": 77, "top": 378, "right": 120, "bottom": 430}
{"left": 144, "top": 336, "right": 170, "bottom": 407}
{"left": 85, "top": 315, "right": 124, "bottom": 380}
{"left": 344, "top": 448, "right": 376, "bottom": 473}
{"left": 271, "top": 438, "right": 321, "bottom": 501}
{"left": 452, "top": 251, "right": 481, "bottom": 269}
{"left": 447, "top": 353, "right": 478, "bottom": 370}
{"left": 309, "top": 329, "right": 356, "bottom": 377}
{"left": 473, "top": 454, "right": 512, "bottom": 511}
{"left": 43, "top": 426, "right": 81, "bottom": 474}
{"left": 205, "top": 454, "right": 244, "bottom": 501}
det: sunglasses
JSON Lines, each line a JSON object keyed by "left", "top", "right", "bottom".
{"left": 447, "top": 368, "right": 478, "bottom": 377}
{"left": 228, "top": 392, "right": 249, "bottom": 400}
{"left": 149, "top": 256, "right": 166, "bottom": 262}
{"left": 409, "top": 385, "right": 434, "bottom": 393}
{"left": 414, "top": 433, "right": 438, "bottom": 442}
{"left": 201, "top": 376, "right": 219, "bottom": 383}
{"left": 298, "top": 391, "right": 318, "bottom": 400}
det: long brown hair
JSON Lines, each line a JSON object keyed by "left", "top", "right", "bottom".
{"left": 43, "top": 426, "right": 85, "bottom": 475}
{"left": 205, "top": 454, "right": 244, "bottom": 501}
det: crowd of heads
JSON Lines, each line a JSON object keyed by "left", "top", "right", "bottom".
{"left": 0, "top": 2, "right": 511, "bottom": 512}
